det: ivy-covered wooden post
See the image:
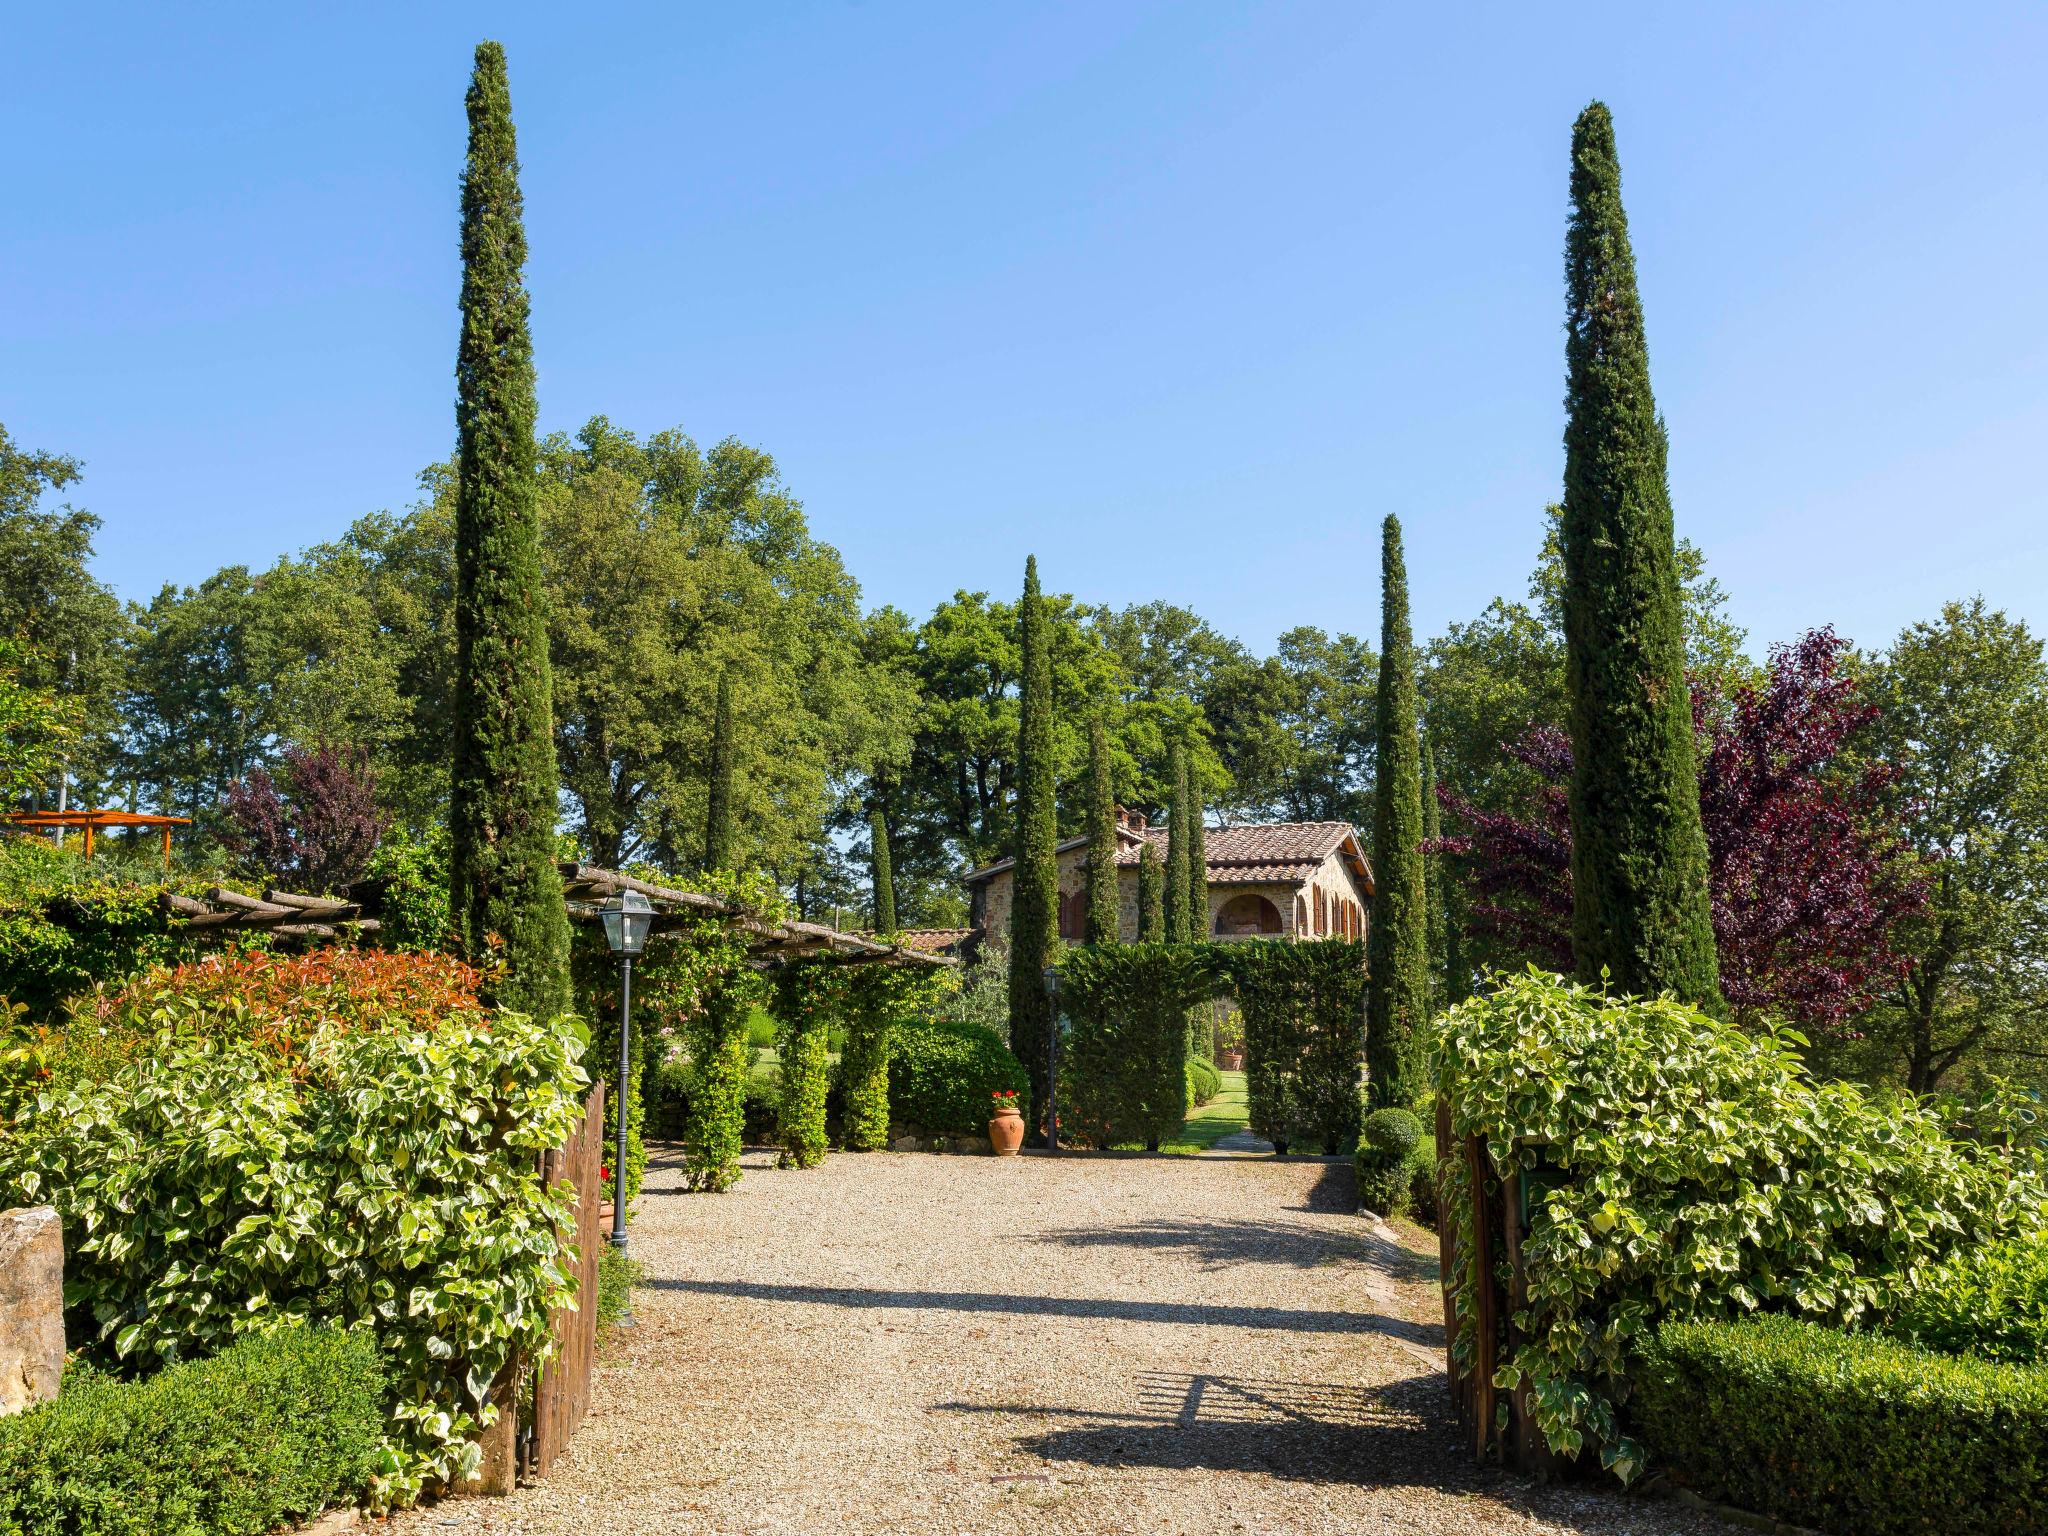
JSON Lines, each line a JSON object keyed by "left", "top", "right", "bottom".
{"left": 684, "top": 969, "right": 752, "bottom": 1192}
{"left": 772, "top": 961, "right": 835, "bottom": 1169}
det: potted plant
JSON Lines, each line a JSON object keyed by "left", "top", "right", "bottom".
{"left": 988, "top": 1089, "right": 1025, "bottom": 1156}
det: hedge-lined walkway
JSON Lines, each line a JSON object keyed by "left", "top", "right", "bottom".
{"left": 392, "top": 1151, "right": 1719, "bottom": 1536}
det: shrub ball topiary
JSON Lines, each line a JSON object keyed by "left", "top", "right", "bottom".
{"left": 1364, "top": 1107, "right": 1422, "bottom": 1161}
{"left": 886, "top": 1018, "right": 1029, "bottom": 1138}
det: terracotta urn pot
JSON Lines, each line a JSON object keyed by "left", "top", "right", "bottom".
{"left": 988, "top": 1108, "right": 1025, "bottom": 1156}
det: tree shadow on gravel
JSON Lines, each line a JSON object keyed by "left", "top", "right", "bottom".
{"left": 647, "top": 1278, "right": 1444, "bottom": 1350}
{"left": 940, "top": 1373, "right": 1464, "bottom": 1488}
{"left": 1037, "top": 1215, "right": 1439, "bottom": 1284}
{"left": 937, "top": 1373, "right": 1661, "bottom": 1532}
{"left": 1291, "top": 1159, "right": 1357, "bottom": 1214}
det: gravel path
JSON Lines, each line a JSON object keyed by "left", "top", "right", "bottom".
{"left": 389, "top": 1147, "right": 1719, "bottom": 1536}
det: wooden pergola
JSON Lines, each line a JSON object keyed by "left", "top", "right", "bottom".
{"left": 558, "top": 865, "right": 952, "bottom": 968}
{"left": 155, "top": 862, "right": 950, "bottom": 968}
{"left": 1, "top": 808, "right": 191, "bottom": 867}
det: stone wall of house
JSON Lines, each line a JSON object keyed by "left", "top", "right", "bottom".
{"left": 974, "top": 838, "right": 1370, "bottom": 949}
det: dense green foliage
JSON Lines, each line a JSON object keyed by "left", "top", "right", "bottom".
{"left": 0, "top": 953, "right": 587, "bottom": 1503}
{"left": 1186, "top": 769, "right": 1207, "bottom": 940}
{"left": 703, "top": 669, "right": 735, "bottom": 871}
{"left": 1367, "top": 515, "right": 1427, "bottom": 1108}
{"left": 771, "top": 961, "right": 836, "bottom": 1167}
{"left": 0, "top": 842, "right": 212, "bottom": 1020}
{"left": 1421, "top": 737, "right": 1452, "bottom": 1008}
{"left": 839, "top": 962, "right": 951, "bottom": 1149}
{"left": 1891, "top": 1223, "right": 2048, "bottom": 1365}
{"left": 1007, "top": 556, "right": 1058, "bottom": 1134}
{"left": 1186, "top": 1053, "right": 1221, "bottom": 1107}
{"left": 1224, "top": 940, "right": 1367, "bottom": 1154}
{"left": 1862, "top": 599, "right": 2048, "bottom": 1089}
{"left": 683, "top": 971, "right": 752, "bottom": 1190}
{"left": 1631, "top": 1315, "right": 2048, "bottom": 1536}
{"left": 1083, "top": 718, "right": 1119, "bottom": 944}
{"left": 886, "top": 1017, "right": 1029, "bottom": 1136}
{"left": 1558, "top": 103, "right": 1719, "bottom": 1008}
{"left": 0, "top": 1328, "right": 384, "bottom": 1536}
{"left": 1435, "top": 969, "right": 2042, "bottom": 1480}
{"left": 1356, "top": 1106, "right": 1422, "bottom": 1216}
{"left": 1057, "top": 943, "right": 1210, "bottom": 1149}
{"left": 447, "top": 42, "right": 570, "bottom": 1021}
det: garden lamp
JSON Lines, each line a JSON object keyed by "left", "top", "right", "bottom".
{"left": 1042, "top": 962, "right": 1062, "bottom": 1152}
{"left": 600, "top": 889, "right": 653, "bottom": 1279}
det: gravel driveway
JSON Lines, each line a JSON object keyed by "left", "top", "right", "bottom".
{"left": 389, "top": 1146, "right": 1719, "bottom": 1536}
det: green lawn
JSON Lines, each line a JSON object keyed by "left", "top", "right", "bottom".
{"left": 1160, "top": 1069, "right": 1251, "bottom": 1154}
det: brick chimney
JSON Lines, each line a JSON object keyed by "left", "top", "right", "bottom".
{"left": 1129, "top": 811, "right": 1147, "bottom": 832}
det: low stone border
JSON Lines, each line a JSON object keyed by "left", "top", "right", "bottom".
{"left": 888, "top": 1133, "right": 994, "bottom": 1154}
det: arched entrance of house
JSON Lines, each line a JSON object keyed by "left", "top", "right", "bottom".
{"left": 1214, "top": 893, "right": 1284, "bottom": 936}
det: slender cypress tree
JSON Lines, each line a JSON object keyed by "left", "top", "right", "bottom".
{"left": 1007, "top": 556, "right": 1059, "bottom": 1136}
{"left": 703, "top": 669, "right": 735, "bottom": 871}
{"left": 1137, "top": 841, "right": 1165, "bottom": 941}
{"left": 1560, "top": 102, "right": 1720, "bottom": 1008}
{"left": 1421, "top": 736, "right": 1448, "bottom": 1013}
{"left": 1083, "top": 718, "right": 1120, "bottom": 944}
{"left": 1365, "top": 515, "right": 1427, "bottom": 1109}
{"left": 1187, "top": 761, "right": 1209, "bottom": 939}
{"left": 448, "top": 40, "right": 568, "bottom": 1020}
{"left": 869, "top": 790, "right": 896, "bottom": 935}
{"left": 1164, "top": 747, "right": 1191, "bottom": 942}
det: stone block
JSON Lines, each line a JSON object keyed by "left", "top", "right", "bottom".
{"left": 0, "top": 1206, "right": 64, "bottom": 1416}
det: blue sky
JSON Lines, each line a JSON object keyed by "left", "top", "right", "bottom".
{"left": 5, "top": 3, "right": 2045, "bottom": 660}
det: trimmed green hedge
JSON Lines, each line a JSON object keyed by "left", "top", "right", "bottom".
{"left": 1057, "top": 945, "right": 1213, "bottom": 1150}
{"left": 1631, "top": 1315, "right": 2048, "bottom": 1536}
{"left": 1222, "top": 940, "right": 1366, "bottom": 1155}
{"left": 887, "top": 1017, "right": 1029, "bottom": 1137}
{"left": 0, "top": 1326, "right": 384, "bottom": 1536}
{"left": 1187, "top": 1055, "right": 1221, "bottom": 1108}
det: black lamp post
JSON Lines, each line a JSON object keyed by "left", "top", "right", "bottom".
{"left": 1041, "top": 962, "right": 1062, "bottom": 1152}
{"left": 599, "top": 889, "right": 653, "bottom": 1264}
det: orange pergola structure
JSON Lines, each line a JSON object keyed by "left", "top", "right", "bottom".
{"left": 1, "top": 808, "right": 192, "bottom": 868}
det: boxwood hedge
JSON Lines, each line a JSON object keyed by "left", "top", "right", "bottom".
{"left": 886, "top": 1017, "right": 1028, "bottom": 1137}
{"left": 0, "top": 1326, "right": 384, "bottom": 1536}
{"left": 1631, "top": 1314, "right": 2048, "bottom": 1536}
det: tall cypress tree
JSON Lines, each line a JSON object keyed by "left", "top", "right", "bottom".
{"left": 703, "top": 669, "right": 735, "bottom": 871}
{"left": 1421, "top": 736, "right": 1448, "bottom": 1013}
{"left": 1365, "top": 515, "right": 1427, "bottom": 1109}
{"left": 448, "top": 40, "right": 568, "bottom": 1020}
{"left": 1164, "top": 747, "right": 1191, "bottom": 942}
{"left": 1083, "top": 718, "right": 1120, "bottom": 944}
{"left": 1560, "top": 102, "right": 1720, "bottom": 1008}
{"left": 869, "top": 790, "right": 896, "bottom": 935}
{"left": 1187, "top": 760, "right": 1209, "bottom": 940}
{"left": 1137, "top": 841, "right": 1165, "bottom": 941}
{"left": 1007, "top": 556, "right": 1059, "bottom": 1136}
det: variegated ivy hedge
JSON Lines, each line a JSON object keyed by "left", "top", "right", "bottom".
{"left": 1433, "top": 969, "right": 2046, "bottom": 1484}
{"left": 0, "top": 955, "right": 589, "bottom": 1509}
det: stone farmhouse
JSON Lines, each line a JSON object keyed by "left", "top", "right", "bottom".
{"left": 964, "top": 808, "right": 1374, "bottom": 948}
